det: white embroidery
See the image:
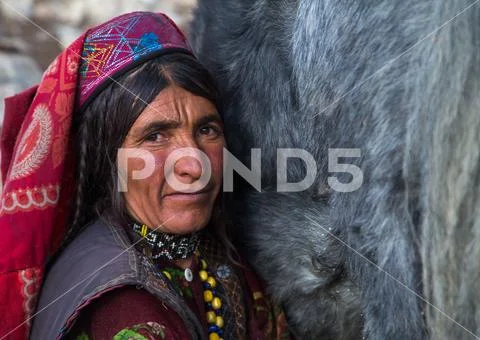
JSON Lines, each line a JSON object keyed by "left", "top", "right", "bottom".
{"left": 9, "top": 104, "right": 53, "bottom": 181}
{"left": 45, "top": 58, "right": 58, "bottom": 76}
{"left": 0, "top": 185, "right": 60, "bottom": 214}
{"left": 19, "top": 269, "right": 41, "bottom": 331}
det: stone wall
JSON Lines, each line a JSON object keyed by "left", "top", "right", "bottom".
{"left": 0, "top": 0, "right": 196, "bottom": 120}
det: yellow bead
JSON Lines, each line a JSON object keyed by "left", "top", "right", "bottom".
{"left": 209, "top": 333, "right": 220, "bottom": 340}
{"left": 204, "top": 290, "right": 213, "bottom": 302}
{"left": 201, "top": 259, "right": 208, "bottom": 270}
{"left": 162, "top": 271, "right": 172, "bottom": 280}
{"left": 212, "top": 297, "right": 222, "bottom": 310}
{"left": 199, "top": 270, "right": 208, "bottom": 281}
{"left": 206, "top": 311, "right": 216, "bottom": 324}
{"left": 207, "top": 276, "right": 217, "bottom": 288}
{"left": 215, "top": 315, "right": 224, "bottom": 328}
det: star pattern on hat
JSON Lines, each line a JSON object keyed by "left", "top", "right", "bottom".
{"left": 80, "top": 15, "right": 141, "bottom": 79}
{"left": 80, "top": 44, "right": 115, "bottom": 78}
{"left": 77, "top": 12, "right": 193, "bottom": 110}
{"left": 88, "top": 13, "right": 140, "bottom": 43}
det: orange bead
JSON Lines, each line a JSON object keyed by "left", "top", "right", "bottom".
{"left": 206, "top": 311, "right": 216, "bottom": 324}
{"left": 204, "top": 290, "right": 213, "bottom": 302}
{"left": 212, "top": 297, "right": 222, "bottom": 310}
{"left": 207, "top": 276, "right": 217, "bottom": 288}
{"left": 199, "top": 270, "right": 208, "bottom": 281}
{"left": 201, "top": 259, "right": 208, "bottom": 270}
{"left": 162, "top": 271, "right": 172, "bottom": 280}
{"left": 215, "top": 315, "right": 224, "bottom": 328}
{"left": 209, "top": 333, "right": 220, "bottom": 340}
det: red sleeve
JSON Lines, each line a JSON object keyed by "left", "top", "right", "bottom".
{"left": 68, "top": 286, "right": 191, "bottom": 339}
{"left": 242, "top": 263, "right": 294, "bottom": 340}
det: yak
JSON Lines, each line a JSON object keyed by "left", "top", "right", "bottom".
{"left": 191, "top": 1, "right": 480, "bottom": 339}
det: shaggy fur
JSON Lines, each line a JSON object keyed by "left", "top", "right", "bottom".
{"left": 191, "top": 1, "right": 480, "bottom": 339}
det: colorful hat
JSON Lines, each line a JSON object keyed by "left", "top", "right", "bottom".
{"left": 77, "top": 11, "right": 194, "bottom": 111}
{"left": 0, "top": 12, "right": 194, "bottom": 339}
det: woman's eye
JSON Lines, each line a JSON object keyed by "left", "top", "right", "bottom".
{"left": 198, "top": 125, "right": 222, "bottom": 137}
{"left": 144, "top": 132, "right": 167, "bottom": 143}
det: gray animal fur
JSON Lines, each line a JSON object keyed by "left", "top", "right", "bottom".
{"left": 191, "top": 0, "right": 480, "bottom": 339}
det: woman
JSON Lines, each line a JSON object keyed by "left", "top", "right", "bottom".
{"left": 1, "top": 11, "right": 290, "bottom": 339}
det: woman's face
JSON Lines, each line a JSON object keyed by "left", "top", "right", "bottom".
{"left": 120, "top": 86, "right": 224, "bottom": 234}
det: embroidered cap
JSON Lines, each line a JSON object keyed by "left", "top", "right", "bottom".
{"left": 77, "top": 11, "right": 194, "bottom": 112}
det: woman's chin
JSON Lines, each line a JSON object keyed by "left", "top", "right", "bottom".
{"left": 156, "top": 211, "right": 212, "bottom": 235}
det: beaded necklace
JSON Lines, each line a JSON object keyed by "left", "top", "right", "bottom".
{"left": 132, "top": 223, "right": 200, "bottom": 260}
{"left": 197, "top": 250, "right": 225, "bottom": 340}
{"left": 132, "top": 223, "right": 225, "bottom": 339}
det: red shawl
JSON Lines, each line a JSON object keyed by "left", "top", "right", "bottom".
{"left": 0, "top": 34, "right": 84, "bottom": 339}
{"left": 0, "top": 11, "right": 193, "bottom": 339}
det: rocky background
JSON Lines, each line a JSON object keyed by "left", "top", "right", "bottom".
{"left": 0, "top": 0, "right": 197, "bottom": 121}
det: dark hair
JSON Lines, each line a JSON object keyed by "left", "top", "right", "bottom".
{"left": 64, "top": 53, "right": 235, "bottom": 256}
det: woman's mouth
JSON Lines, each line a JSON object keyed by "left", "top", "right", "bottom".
{"left": 163, "top": 189, "right": 213, "bottom": 202}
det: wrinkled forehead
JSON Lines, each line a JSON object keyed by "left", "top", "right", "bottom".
{"left": 128, "top": 86, "right": 221, "bottom": 134}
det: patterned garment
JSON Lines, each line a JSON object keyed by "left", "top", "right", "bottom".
{"left": 0, "top": 11, "right": 193, "bottom": 339}
{"left": 67, "top": 232, "right": 292, "bottom": 340}
{"left": 132, "top": 223, "right": 200, "bottom": 260}
{"left": 67, "top": 286, "right": 189, "bottom": 339}
{"left": 113, "top": 323, "right": 166, "bottom": 340}
{"left": 1, "top": 37, "right": 83, "bottom": 339}
{"left": 75, "top": 322, "right": 166, "bottom": 340}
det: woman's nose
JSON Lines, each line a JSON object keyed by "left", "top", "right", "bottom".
{"left": 173, "top": 153, "right": 204, "bottom": 183}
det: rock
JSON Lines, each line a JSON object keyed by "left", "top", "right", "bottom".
{"left": 0, "top": 52, "right": 42, "bottom": 123}
{"left": 0, "top": 0, "right": 35, "bottom": 19}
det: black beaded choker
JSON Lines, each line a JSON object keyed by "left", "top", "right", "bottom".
{"left": 132, "top": 223, "right": 200, "bottom": 261}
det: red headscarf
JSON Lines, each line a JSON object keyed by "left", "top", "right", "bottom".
{"left": 0, "top": 12, "right": 193, "bottom": 338}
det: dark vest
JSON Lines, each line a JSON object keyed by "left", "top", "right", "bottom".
{"left": 30, "top": 219, "right": 206, "bottom": 339}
